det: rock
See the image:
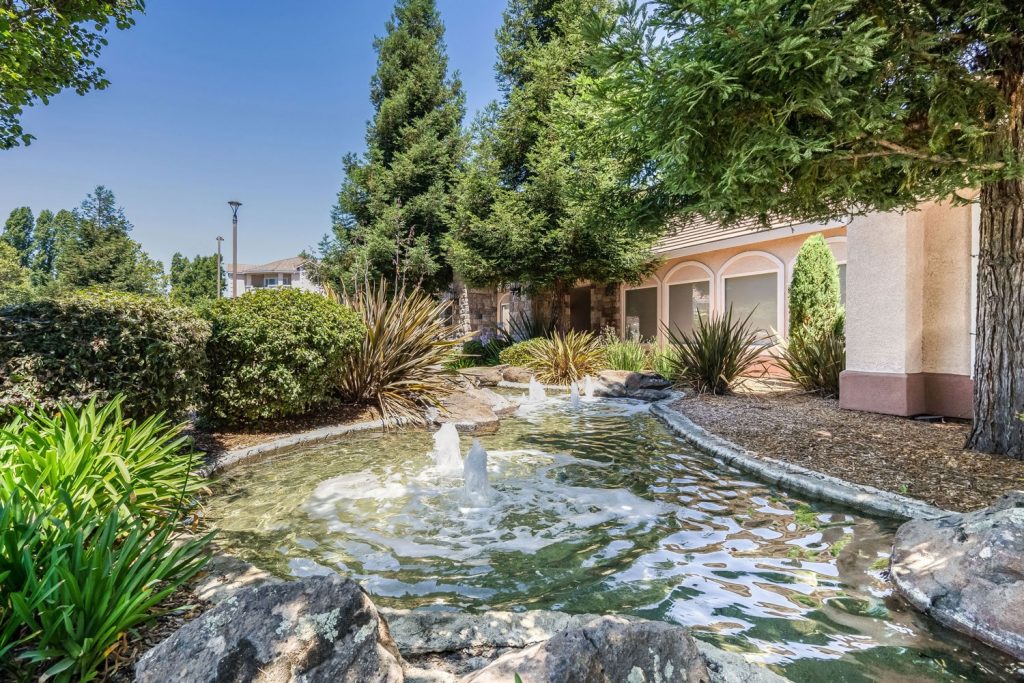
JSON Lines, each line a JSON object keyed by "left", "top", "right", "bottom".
{"left": 457, "top": 366, "right": 505, "bottom": 387}
{"left": 890, "top": 490, "right": 1024, "bottom": 660}
{"left": 459, "top": 615, "right": 710, "bottom": 683}
{"left": 501, "top": 366, "right": 535, "bottom": 384}
{"left": 595, "top": 370, "right": 673, "bottom": 401}
{"left": 135, "top": 574, "right": 404, "bottom": 683}
{"left": 191, "top": 552, "right": 281, "bottom": 605}
{"left": 694, "top": 642, "right": 787, "bottom": 683}
{"left": 436, "top": 387, "right": 517, "bottom": 432}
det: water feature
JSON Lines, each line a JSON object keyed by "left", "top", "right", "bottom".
{"left": 431, "top": 422, "right": 463, "bottom": 474}
{"left": 583, "top": 375, "right": 595, "bottom": 399}
{"left": 462, "top": 439, "right": 490, "bottom": 504}
{"left": 207, "top": 398, "right": 1018, "bottom": 682}
{"left": 569, "top": 381, "right": 582, "bottom": 408}
{"left": 528, "top": 377, "right": 546, "bottom": 402}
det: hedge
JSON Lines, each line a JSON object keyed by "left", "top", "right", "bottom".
{"left": 202, "top": 288, "right": 364, "bottom": 424}
{"left": 0, "top": 290, "right": 210, "bottom": 420}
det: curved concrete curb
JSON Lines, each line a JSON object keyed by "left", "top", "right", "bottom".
{"left": 497, "top": 380, "right": 569, "bottom": 392}
{"left": 200, "top": 417, "right": 411, "bottom": 476}
{"left": 650, "top": 400, "right": 949, "bottom": 521}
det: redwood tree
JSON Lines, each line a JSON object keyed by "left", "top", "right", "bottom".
{"left": 590, "top": 0, "right": 1024, "bottom": 457}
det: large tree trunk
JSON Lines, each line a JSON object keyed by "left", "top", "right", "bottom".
{"left": 968, "top": 179, "right": 1024, "bottom": 457}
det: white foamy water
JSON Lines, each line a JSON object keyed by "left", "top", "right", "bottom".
{"left": 431, "top": 422, "right": 463, "bottom": 474}
{"left": 527, "top": 377, "right": 546, "bottom": 401}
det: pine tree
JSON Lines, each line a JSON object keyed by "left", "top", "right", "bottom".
{"left": 0, "top": 242, "right": 33, "bottom": 305}
{"left": 445, "top": 0, "right": 660, "bottom": 296}
{"left": 788, "top": 235, "right": 841, "bottom": 340}
{"left": 328, "top": 0, "right": 465, "bottom": 294}
{"left": 170, "top": 253, "right": 225, "bottom": 305}
{"left": 2, "top": 206, "right": 34, "bottom": 267}
{"left": 55, "top": 186, "right": 164, "bottom": 295}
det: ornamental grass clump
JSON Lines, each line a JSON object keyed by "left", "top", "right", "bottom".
{"left": 498, "top": 337, "right": 546, "bottom": 367}
{"left": 779, "top": 316, "right": 846, "bottom": 397}
{"left": 0, "top": 398, "right": 211, "bottom": 682}
{"left": 523, "top": 330, "right": 605, "bottom": 384}
{"left": 664, "top": 307, "right": 766, "bottom": 394}
{"left": 603, "top": 340, "right": 650, "bottom": 372}
{"left": 332, "top": 283, "right": 464, "bottom": 421}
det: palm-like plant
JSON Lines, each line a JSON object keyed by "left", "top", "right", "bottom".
{"left": 524, "top": 330, "right": 606, "bottom": 384}
{"left": 663, "top": 307, "right": 767, "bottom": 394}
{"left": 330, "top": 282, "right": 464, "bottom": 421}
{"left": 778, "top": 328, "right": 846, "bottom": 397}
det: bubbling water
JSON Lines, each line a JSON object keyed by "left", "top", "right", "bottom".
{"left": 528, "top": 377, "right": 547, "bottom": 401}
{"left": 431, "top": 423, "right": 463, "bottom": 474}
{"left": 462, "top": 439, "right": 490, "bottom": 504}
{"left": 583, "top": 375, "right": 596, "bottom": 399}
{"left": 569, "top": 381, "right": 582, "bottom": 408}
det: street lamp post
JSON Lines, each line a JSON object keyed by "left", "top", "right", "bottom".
{"left": 215, "top": 236, "right": 224, "bottom": 298}
{"left": 228, "top": 201, "right": 242, "bottom": 297}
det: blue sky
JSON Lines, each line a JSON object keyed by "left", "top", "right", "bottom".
{"left": 0, "top": 1, "right": 505, "bottom": 269}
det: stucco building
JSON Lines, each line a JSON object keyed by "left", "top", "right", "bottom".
{"left": 456, "top": 199, "right": 978, "bottom": 419}
{"left": 227, "top": 257, "right": 320, "bottom": 298}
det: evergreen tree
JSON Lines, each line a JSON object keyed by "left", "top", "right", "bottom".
{"left": 591, "top": 0, "right": 1024, "bottom": 455}
{"left": 30, "top": 209, "right": 55, "bottom": 287}
{"left": 169, "top": 252, "right": 225, "bottom": 305}
{"left": 0, "top": 242, "right": 33, "bottom": 305}
{"left": 2, "top": 206, "right": 33, "bottom": 267}
{"left": 328, "top": 0, "right": 465, "bottom": 293}
{"left": 445, "top": 0, "right": 660, "bottom": 297}
{"left": 789, "top": 235, "right": 841, "bottom": 340}
{"left": 55, "top": 186, "right": 164, "bottom": 295}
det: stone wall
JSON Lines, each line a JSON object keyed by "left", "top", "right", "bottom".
{"left": 590, "top": 283, "right": 620, "bottom": 334}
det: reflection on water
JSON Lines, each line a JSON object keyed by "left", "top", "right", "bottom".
{"left": 206, "top": 398, "right": 1019, "bottom": 682}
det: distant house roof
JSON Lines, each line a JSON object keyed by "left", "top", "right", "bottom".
{"left": 236, "top": 256, "right": 308, "bottom": 274}
{"left": 654, "top": 215, "right": 802, "bottom": 255}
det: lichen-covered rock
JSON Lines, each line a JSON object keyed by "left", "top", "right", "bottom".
{"left": 135, "top": 574, "right": 404, "bottom": 683}
{"left": 459, "top": 615, "right": 710, "bottom": 683}
{"left": 501, "top": 365, "right": 535, "bottom": 384}
{"left": 435, "top": 386, "right": 517, "bottom": 432}
{"left": 595, "top": 370, "right": 673, "bottom": 401}
{"left": 458, "top": 366, "right": 505, "bottom": 387}
{"left": 891, "top": 490, "right": 1024, "bottom": 659}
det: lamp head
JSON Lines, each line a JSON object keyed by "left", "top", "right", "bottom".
{"left": 227, "top": 200, "right": 242, "bottom": 218}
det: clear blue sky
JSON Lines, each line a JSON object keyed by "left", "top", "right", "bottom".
{"left": 0, "top": 1, "right": 505, "bottom": 269}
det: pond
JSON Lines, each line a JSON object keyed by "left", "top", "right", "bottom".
{"left": 206, "top": 396, "right": 1017, "bottom": 682}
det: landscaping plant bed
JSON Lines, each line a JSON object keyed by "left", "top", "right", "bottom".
{"left": 672, "top": 389, "right": 1024, "bottom": 512}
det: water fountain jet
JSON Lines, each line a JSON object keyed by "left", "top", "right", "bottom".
{"left": 432, "top": 423, "right": 463, "bottom": 474}
{"left": 583, "top": 375, "right": 595, "bottom": 399}
{"left": 463, "top": 439, "right": 491, "bottom": 503}
{"left": 570, "top": 381, "right": 582, "bottom": 408}
{"left": 528, "top": 377, "right": 547, "bottom": 402}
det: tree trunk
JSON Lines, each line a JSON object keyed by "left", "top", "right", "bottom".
{"left": 968, "top": 179, "right": 1024, "bottom": 457}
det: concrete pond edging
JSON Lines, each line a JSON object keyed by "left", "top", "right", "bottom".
{"left": 648, "top": 399, "right": 950, "bottom": 521}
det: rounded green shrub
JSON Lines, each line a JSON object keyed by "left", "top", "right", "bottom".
{"left": 203, "top": 289, "right": 364, "bottom": 424}
{"left": 789, "top": 234, "right": 842, "bottom": 339}
{"left": 498, "top": 338, "right": 545, "bottom": 367}
{"left": 0, "top": 290, "right": 210, "bottom": 420}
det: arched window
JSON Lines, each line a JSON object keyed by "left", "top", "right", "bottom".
{"left": 622, "top": 276, "right": 660, "bottom": 342}
{"left": 718, "top": 251, "right": 785, "bottom": 340}
{"left": 496, "top": 292, "right": 512, "bottom": 332}
{"left": 663, "top": 261, "right": 713, "bottom": 338}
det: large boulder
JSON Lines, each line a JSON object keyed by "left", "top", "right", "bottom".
{"left": 501, "top": 365, "right": 535, "bottom": 384}
{"left": 891, "top": 491, "right": 1024, "bottom": 659}
{"left": 459, "top": 615, "right": 710, "bottom": 683}
{"left": 595, "top": 370, "right": 673, "bottom": 401}
{"left": 457, "top": 366, "right": 505, "bottom": 387}
{"left": 436, "top": 386, "right": 517, "bottom": 432}
{"left": 135, "top": 574, "right": 404, "bottom": 683}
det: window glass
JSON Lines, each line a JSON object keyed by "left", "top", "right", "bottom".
{"left": 624, "top": 287, "right": 658, "bottom": 341}
{"left": 668, "top": 281, "right": 710, "bottom": 337}
{"left": 838, "top": 263, "right": 847, "bottom": 307}
{"left": 724, "top": 272, "right": 778, "bottom": 338}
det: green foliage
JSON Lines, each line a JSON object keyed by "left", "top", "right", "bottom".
{"left": 203, "top": 289, "right": 364, "bottom": 424}
{"left": 2, "top": 207, "right": 33, "bottom": 266}
{"left": 650, "top": 347, "right": 678, "bottom": 380}
{"left": 327, "top": 0, "right": 465, "bottom": 293}
{"left": 170, "top": 252, "right": 225, "bottom": 306}
{"left": 54, "top": 187, "right": 165, "bottom": 295}
{"left": 445, "top": 0, "right": 660, "bottom": 292}
{"left": 0, "top": 242, "right": 33, "bottom": 306}
{"left": 0, "top": 290, "right": 210, "bottom": 420}
{"left": 460, "top": 338, "right": 508, "bottom": 367}
{"left": 332, "top": 282, "right": 462, "bottom": 421}
{"left": 498, "top": 338, "right": 546, "bottom": 367}
{"left": 663, "top": 308, "right": 766, "bottom": 394}
{"left": 523, "top": 330, "right": 605, "bottom": 384}
{"left": 29, "top": 209, "right": 71, "bottom": 288}
{"left": 603, "top": 340, "right": 649, "bottom": 372}
{"left": 0, "top": 399, "right": 210, "bottom": 682}
{"left": 0, "top": 1, "right": 145, "bottom": 148}
{"left": 789, "top": 235, "right": 841, "bottom": 339}
{"left": 779, "top": 327, "right": 847, "bottom": 397}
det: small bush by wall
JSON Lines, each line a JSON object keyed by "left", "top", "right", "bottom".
{"left": 499, "top": 338, "right": 545, "bottom": 367}
{"left": 0, "top": 291, "right": 210, "bottom": 420}
{"left": 203, "top": 289, "right": 364, "bottom": 424}
{"left": 789, "top": 234, "right": 842, "bottom": 339}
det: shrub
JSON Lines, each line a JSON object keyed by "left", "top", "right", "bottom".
{"left": 460, "top": 337, "right": 508, "bottom": 366}
{"left": 203, "top": 289, "right": 364, "bottom": 424}
{"left": 663, "top": 307, "right": 766, "bottom": 394}
{"left": 0, "top": 290, "right": 210, "bottom": 421}
{"left": 0, "top": 399, "right": 211, "bottom": 682}
{"left": 650, "top": 347, "right": 678, "bottom": 379}
{"left": 499, "top": 338, "right": 546, "bottom": 367}
{"left": 603, "top": 340, "right": 649, "bottom": 372}
{"left": 523, "top": 330, "right": 606, "bottom": 384}
{"left": 779, "top": 323, "right": 846, "bottom": 397}
{"left": 789, "top": 234, "right": 842, "bottom": 339}
{"left": 332, "top": 283, "right": 462, "bottom": 421}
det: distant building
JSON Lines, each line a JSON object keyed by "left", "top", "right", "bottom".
{"left": 227, "top": 256, "right": 320, "bottom": 297}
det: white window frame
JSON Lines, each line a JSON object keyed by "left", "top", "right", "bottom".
{"left": 718, "top": 251, "right": 786, "bottom": 339}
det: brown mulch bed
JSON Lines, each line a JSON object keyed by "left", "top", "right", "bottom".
{"left": 188, "top": 403, "right": 380, "bottom": 456}
{"left": 673, "top": 386, "right": 1024, "bottom": 512}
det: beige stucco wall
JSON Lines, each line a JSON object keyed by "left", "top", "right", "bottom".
{"left": 921, "top": 201, "right": 974, "bottom": 376}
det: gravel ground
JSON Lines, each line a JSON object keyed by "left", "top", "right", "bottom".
{"left": 673, "top": 387, "right": 1024, "bottom": 512}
